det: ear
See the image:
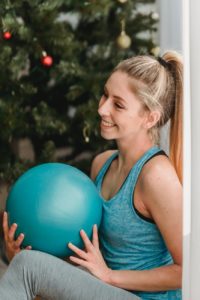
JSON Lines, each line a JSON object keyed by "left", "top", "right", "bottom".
{"left": 144, "top": 110, "right": 161, "bottom": 129}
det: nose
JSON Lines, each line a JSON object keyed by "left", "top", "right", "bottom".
{"left": 98, "top": 97, "right": 112, "bottom": 117}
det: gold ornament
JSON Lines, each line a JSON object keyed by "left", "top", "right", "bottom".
{"left": 83, "top": 122, "right": 90, "bottom": 143}
{"left": 117, "top": 0, "right": 128, "bottom": 3}
{"left": 151, "top": 46, "right": 160, "bottom": 57}
{"left": 117, "top": 32, "right": 131, "bottom": 49}
{"left": 117, "top": 19, "right": 131, "bottom": 49}
{"left": 151, "top": 12, "right": 159, "bottom": 21}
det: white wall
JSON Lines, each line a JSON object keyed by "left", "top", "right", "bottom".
{"left": 182, "top": 0, "right": 191, "bottom": 299}
{"left": 158, "top": 0, "right": 183, "bottom": 52}
{"left": 158, "top": 0, "right": 200, "bottom": 298}
{"left": 157, "top": 0, "right": 183, "bottom": 154}
{"left": 184, "top": 0, "right": 200, "bottom": 298}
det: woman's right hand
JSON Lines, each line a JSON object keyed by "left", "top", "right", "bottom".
{"left": 2, "top": 211, "right": 32, "bottom": 262}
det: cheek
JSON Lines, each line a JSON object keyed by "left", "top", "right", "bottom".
{"left": 126, "top": 111, "right": 139, "bottom": 122}
{"left": 124, "top": 112, "right": 145, "bottom": 129}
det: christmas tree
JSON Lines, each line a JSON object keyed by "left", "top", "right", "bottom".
{"left": 0, "top": 0, "right": 158, "bottom": 183}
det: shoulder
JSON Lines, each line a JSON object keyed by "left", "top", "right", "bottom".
{"left": 142, "top": 154, "right": 181, "bottom": 185}
{"left": 138, "top": 154, "right": 182, "bottom": 265}
{"left": 139, "top": 154, "right": 182, "bottom": 213}
{"left": 90, "top": 150, "right": 117, "bottom": 181}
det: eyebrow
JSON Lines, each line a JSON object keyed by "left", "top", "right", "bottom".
{"left": 104, "top": 86, "right": 127, "bottom": 104}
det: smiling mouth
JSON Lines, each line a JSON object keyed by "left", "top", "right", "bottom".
{"left": 101, "top": 120, "right": 115, "bottom": 127}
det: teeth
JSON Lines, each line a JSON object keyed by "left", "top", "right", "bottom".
{"left": 102, "top": 120, "right": 115, "bottom": 127}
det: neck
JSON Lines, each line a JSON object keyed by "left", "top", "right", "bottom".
{"left": 115, "top": 135, "right": 155, "bottom": 171}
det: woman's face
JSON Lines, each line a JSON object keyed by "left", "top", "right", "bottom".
{"left": 98, "top": 71, "right": 149, "bottom": 142}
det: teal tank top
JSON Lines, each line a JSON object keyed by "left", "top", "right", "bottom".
{"left": 95, "top": 146, "right": 182, "bottom": 300}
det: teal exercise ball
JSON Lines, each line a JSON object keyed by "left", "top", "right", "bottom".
{"left": 6, "top": 163, "right": 102, "bottom": 258}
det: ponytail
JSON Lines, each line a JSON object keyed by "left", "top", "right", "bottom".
{"left": 163, "top": 51, "right": 183, "bottom": 183}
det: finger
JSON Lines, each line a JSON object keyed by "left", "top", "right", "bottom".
{"left": 92, "top": 224, "right": 99, "bottom": 249}
{"left": 68, "top": 242, "right": 88, "bottom": 260}
{"left": 69, "top": 255, "right": 89, "bottom": 268}
{"left": 8, "top": 223, "right": 18, "bottom": 241}
{"left": 2, "top": 212, "right": 9, "bottom": 237}
{"left": 15, "top": 233, "right": 25, "bottom": 248}
{"left": 80, "top": 230, "right": 93, "bottom": 252}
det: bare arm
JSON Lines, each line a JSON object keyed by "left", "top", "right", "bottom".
{"left": 70, "top": 153, "right": 182, "bottom": 292}
{"left": 105, "top": 158, "right": 182, "bottom": 291}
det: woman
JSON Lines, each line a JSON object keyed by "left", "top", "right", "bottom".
{"left": 0, "top": 51, "right": 182, "bottom": 300}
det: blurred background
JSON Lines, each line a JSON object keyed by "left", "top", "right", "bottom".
{"left": 0, "top": 0, "right": 183, "bottom": 279}
{"left": 0, "top": 0, "right": 182, "bottom": 210}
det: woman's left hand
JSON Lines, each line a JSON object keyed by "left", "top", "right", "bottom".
{"left": 68, "top": 224, "right": 112, "bottom": 283}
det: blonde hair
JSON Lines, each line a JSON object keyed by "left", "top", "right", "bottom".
{"left": 113, "top": 51, "right": 183, "bottom": 183}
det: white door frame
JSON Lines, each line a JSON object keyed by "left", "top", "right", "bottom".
{"left": 182, "top": 0, "right": 191, "bottom": 299}
{"left": 158, "top": 0, "right": 200, "bottom": 298}
{"left": 183, "top": 0, "right": 200, "bottom": 299}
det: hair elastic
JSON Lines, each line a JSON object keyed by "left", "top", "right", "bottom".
{"left": 157, "top": 56, "right": 170, "bottom": 69}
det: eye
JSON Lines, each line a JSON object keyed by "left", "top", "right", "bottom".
{"left": 114, "top": 102, "right": 124, "bottom": 109}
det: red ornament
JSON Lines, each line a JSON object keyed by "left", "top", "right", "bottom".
{"left": 3, "top": 31, "right": 12, "bottom": 40}
{"left": 41, "top": 55, "right": 53, "bottom": 67}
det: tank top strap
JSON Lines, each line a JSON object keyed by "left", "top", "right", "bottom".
{"left": 95, "top": 151, "right": 118, "bottom": 187}
{"left": 127, "top": 145, "right": 162, "bottom": 190}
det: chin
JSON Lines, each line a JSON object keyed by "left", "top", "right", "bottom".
{"left": 100, "top": 131, "right": 115, "bottom": 140}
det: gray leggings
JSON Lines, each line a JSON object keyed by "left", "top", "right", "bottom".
{"left": 0, "top": 250, "right": 140, "bottom": 300}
